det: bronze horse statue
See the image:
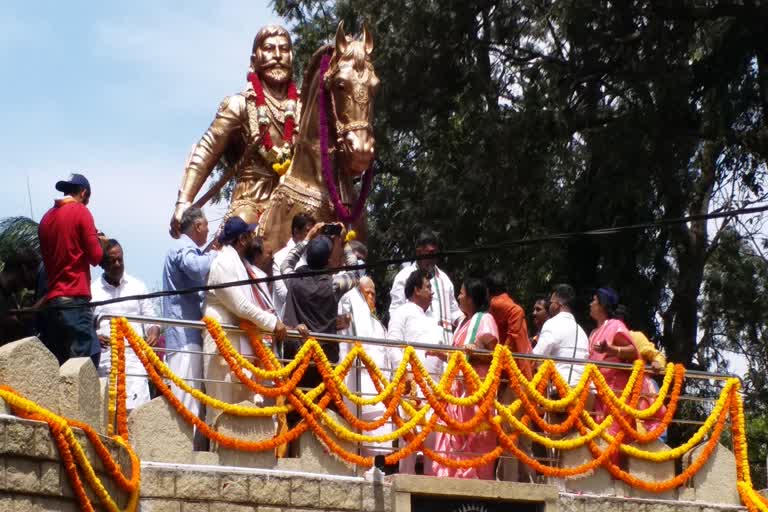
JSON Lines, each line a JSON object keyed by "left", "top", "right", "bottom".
{"left": 259, "top": 22, "right": 378, "bottom": 250}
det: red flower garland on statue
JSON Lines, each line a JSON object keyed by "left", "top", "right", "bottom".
{"left": 247, "top": 71, "right": 298, "bottom": 174}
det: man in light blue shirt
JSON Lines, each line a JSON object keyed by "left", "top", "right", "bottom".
{"left": 162, "top": 207, "right": 215, "bottom": 420}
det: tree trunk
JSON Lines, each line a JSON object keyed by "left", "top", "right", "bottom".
{"left": 662, "top": 140, "right": 722, "bottom": 366}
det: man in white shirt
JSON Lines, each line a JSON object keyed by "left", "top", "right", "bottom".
{"left": 338, "top": 276, "right": 396, "bottom": 458}
{"left": 92, "top": 240, "right": 160, "bottom": 410}
{"left": 272, "top": 213, "right": 315, "bottom": 319}
{"left": 387, "top": 268, "right": 444, "bottom": 475}
{"left": 389, "top": 230, "right": 462, "bottom": 345}
{"left": 203, "top": 217, "right": 293, "bottom": 424}
{"left": 532, "top": 284, "right": 589, "bottom": 387}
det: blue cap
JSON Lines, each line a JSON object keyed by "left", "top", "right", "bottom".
{"left": 596, "top": 287, "right": 619, "bottom": 307}
{"left": 219, "top": 216, "right": 258, "bottom": 244}
{"left": 55, "top": 173, "right": 91, "bottom": 193}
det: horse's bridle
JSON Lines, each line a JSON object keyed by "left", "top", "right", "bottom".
{"left": 322, "top": 57, "right": 375, "bottom": 137}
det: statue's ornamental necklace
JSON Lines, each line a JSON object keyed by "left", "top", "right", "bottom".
{"left": 246, "top": 72, "right": 298, "bottom": 175}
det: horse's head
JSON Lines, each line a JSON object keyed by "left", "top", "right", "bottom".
{"left": 323, "top": 22, "right": 379, "bottom": 176}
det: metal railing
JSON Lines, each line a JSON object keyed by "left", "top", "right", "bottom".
{"left": 98, "top": 313, "right": 739, "bottom": 382}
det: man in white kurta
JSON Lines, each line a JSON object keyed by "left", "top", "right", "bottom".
{"left": 272, "top": 213, "right": 316, "bottom": 319}
{"left": 92, "top": 240, "right": 160, "bottom": 410}
{"left": 387, "top": 268, "right": 445, "bottom": 475}
{"left": 389, "top": 231, "right": 462, "bottom": 345}
{"left": 531, "top": 284, "right": 589, "bottom": 387}
{"left": 338, "top": 277, "right": 396, "bottom": 458}
{"left": 203, "top": 218, "right": 287, "bottom": 424}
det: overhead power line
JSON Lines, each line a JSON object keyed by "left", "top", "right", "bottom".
{"left": 16, "top": 202, "right": 768, "bottom": 312}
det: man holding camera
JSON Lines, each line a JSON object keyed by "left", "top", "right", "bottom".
{"left": 280, "top": 222, "right": 359, "bottom": 383}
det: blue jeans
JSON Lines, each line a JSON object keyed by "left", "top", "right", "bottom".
{"left": 41, "top": 296, "right": 100, "bottom": 367}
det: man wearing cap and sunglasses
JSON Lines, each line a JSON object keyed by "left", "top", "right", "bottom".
{"left": 38, "top": 173, "right": 108, "bottom": 366}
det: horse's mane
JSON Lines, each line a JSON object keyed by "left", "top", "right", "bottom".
{"left": 300, "top": 44, "right": 333, "bottom": 109}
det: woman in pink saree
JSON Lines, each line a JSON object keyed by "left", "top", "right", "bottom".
{"left": 430, "top": 278, "right": 499, "bottom": 479}
{"left": 589, "top": 288, "right": 665, "bottom": 438}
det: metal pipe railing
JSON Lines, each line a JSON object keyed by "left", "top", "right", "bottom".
{"left": 99, "top": 313, "right": 740, "bottom": 382}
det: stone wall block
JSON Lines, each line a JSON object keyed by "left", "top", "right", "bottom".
{"left": 181, "top": 501, "right": 210, "bottom": 512}
{"left": 219, "top": 473, "right": 250, "bottom": 502}
{"left": 175, "top": 470, "right": 220, "bottom": 500}
{"left": 681, "top": 442, "right": 741, "bottom": 505}
{"left": 11, "top": 496, "right": 77, "bottom": 512}
{"left": 290, "top": 477, "right": 321, "bottom": 507}
{"left": 4, "top": 420, "right": 36, "bottom": 456}
{"left": 141, "top": 468, "right": 177, "bottom": 498}
{"left": 209, "top": 503, "right": 256, "bottom": 512}
{"left": 39, "top": 461, "right": 61, "bottom": 495}
{"left": 5, "top": 457, "right": 40, "bottom": 492}
{"left": 127, "top": 396, "right": 194, "bottom": 463}
{"left": 0, "top": 337, "right": 61, "bottom": 414}
{"left": 249, "top": 474, "right": 291, "bottom": 506}
{"left": 559, "top": 434, "right": 615, "bottom": 495}
{"left": 58, "top": 357, "right": 102, "bottom": 431}
{"left": 557, "top": 496, "right": 586, "bottom": 512}
{"left": 625, "top": 439, "right": 676, "bottom": 500}
{"left": 33, "top": 423, "right": 58, "bottom": 460}
{"left": 139, "top": 499, "right": 182, "bottom": 512}
{"left": 319, "top": 480, "right": 362, "bottom": 510}
{"left": 213, "top": 402, "right": 276, "bottom": 469}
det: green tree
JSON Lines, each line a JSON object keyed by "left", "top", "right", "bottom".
{"left": 271, "top": 0, "right": 768, "bottom": 370}
{"left": 0, "top": 216, "right": 39, "bottom": 273}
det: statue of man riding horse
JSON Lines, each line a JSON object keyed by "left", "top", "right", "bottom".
{"left": 169, "top": 22, "right": 378, "bottom": 252}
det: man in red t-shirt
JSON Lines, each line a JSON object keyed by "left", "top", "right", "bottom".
{"left": 38, "top": 173, "right": 107, "bottom": 365}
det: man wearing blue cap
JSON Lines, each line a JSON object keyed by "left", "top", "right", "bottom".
{"left": 202, "top": 216, "right": 298, "bottom": 423}
{"left": 38, "top": 173, "right": 108, "bottom": 365}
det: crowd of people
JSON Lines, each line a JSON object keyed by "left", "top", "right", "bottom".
{"left": 0, "top": 173, "right": 668, "bottom": 481}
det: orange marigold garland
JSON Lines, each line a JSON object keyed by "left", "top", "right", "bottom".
{"left": 115, "top": 321, "right": 129, "bottom": 439}
{"left": 107, "top": 316, "right": 768, "bottom": 509}
{"left": 129, "top": 325, "right": 312, "bottom": 451}
{"left": 1, "top": 385, "right": 140, "bottom": 512}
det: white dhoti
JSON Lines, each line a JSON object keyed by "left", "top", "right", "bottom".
{"left": 202, "top": 330, "right": 256, "bottom": 425}
{"left": 165, "top": 343, "right": 204, "bottom": 421}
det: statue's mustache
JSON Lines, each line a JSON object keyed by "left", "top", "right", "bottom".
{"left": 261, "top": 62, "right": 290, "bottom": 70}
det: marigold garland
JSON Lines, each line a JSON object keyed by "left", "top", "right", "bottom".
{"left": 0, "top": 385, "right": 140, "bottom": 512}
{"left": 118, "top": 321, "right": 297, "bottom": 416}
{"left": 108, "top": 319, "right": 119, "bottom": 436}
{"left": 102, "top": 316, "right": 768, "bottom": 510}
{"left": 7, "top": 314, "right": 768, "bottom": 511}
{"left": 122, "top": 322, "right": 313, "bottom": 451}
{"left": 115, "top": 325, "right": 129, "bottom": 439}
